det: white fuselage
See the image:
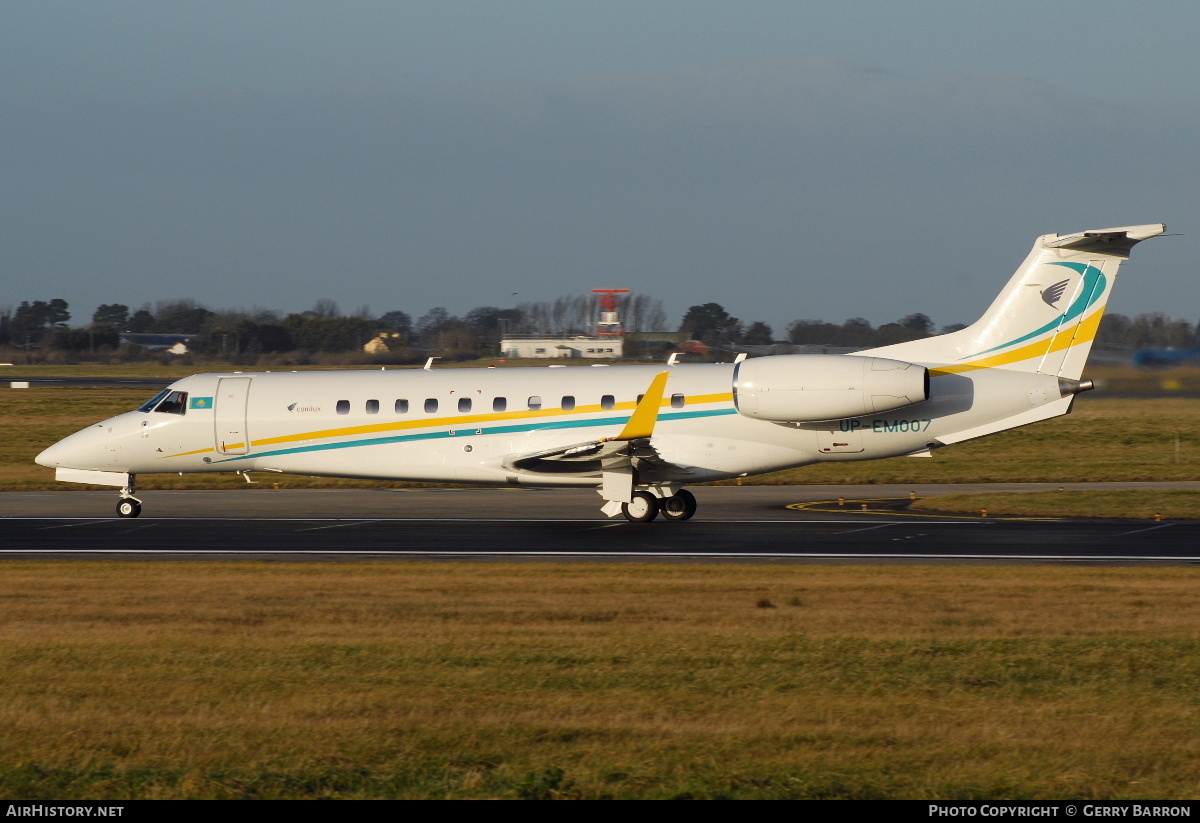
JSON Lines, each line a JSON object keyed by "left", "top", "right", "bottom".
{"left": 37, "top": 361, "right": 1071, "bottom": 487}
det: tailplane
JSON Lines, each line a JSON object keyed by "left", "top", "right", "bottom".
{"left": 863, "top": 224, "right": 1166, "bottom": 379}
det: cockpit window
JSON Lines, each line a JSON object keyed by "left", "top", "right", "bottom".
{"left": 153, "top": 390, "right": 189, "bottom": 415}
{"left": 137, "top": 389, "right": 171, "bottom": 413}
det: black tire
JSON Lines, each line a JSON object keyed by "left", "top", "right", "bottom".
{"left": 116, "top": 499, "right": 141, "bottom": 519}
{"left": 660, "top": 489, "right": 697, "bottom": 521}
{"left": 621, "top": 491, "right": 660, "bottom": 522}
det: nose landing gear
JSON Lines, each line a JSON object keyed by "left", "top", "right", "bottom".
{"left": 116, "top": 476, "right": 142, "bottom": 518}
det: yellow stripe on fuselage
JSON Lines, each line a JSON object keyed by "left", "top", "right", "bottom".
{"left": 247, "top": 390, "right": 734, "bottom": 449}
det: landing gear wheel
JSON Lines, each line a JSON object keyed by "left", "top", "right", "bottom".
{"left": 116, "top": 498, "right": 142, "bottom": 519}
{"left": 660, "top": 489, "right": 697, "bottom": 521}
{"left": 621, "top": 491, "right": 660, "bottom": 523}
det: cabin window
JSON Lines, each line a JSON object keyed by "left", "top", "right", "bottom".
{"left": 424, "top": 398, "right": 438, "bottom": 414}
{"left": 535, "top": 348, "right": 546, "bottom": 354}
{"left": 365, "top": 399, "right": 379, "bottom": 414}
{"left": 561, "top": 395, "right": 575, "bottom": 411}
{"left": 601, "top": 394, "right": 615, "bottom": 410}
{"left": 493, "top": 397, "right": 507, "bottom": 412}
{"left": 458, "top": 397, "right": 472, "bottom": 412}
{"left": 154, "top": 391, "right": 188, "bottom": 415}
{"left": 671, "top": 393, "right": 685, "bottom": 409}
{"left": 395, "top": 399, "right": 409, "bottom": 414}
{"left": 528, "top": 396, "right": 542, "bottom": 410}
{"left": 336, "top": 400, "right": 350, "bottom": 415}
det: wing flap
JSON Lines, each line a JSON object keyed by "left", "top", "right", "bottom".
{"left": 501, "top": 370, "right": 690, "bottom": 477}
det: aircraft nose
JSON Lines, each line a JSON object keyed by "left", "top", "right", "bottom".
{"left": 35, "top": 424, "right": 115, "bottom": 470}
{"left": 35, "top": 441, "right": 64, "bottom": 468}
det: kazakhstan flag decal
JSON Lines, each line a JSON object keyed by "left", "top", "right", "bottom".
{"left": 190, "top": 397, "right": 213, "bottom": 409}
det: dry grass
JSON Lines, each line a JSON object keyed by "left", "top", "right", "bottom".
{"left": 3, "top": 561, "right": 1200, "bottom": 798}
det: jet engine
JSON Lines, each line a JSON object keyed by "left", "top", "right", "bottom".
{"left": 733, "top": 354, "right": 928, "bottom": 422}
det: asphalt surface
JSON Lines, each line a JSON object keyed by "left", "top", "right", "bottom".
{"left": 2, "top": 485, "right": 1198, "bottom": 564}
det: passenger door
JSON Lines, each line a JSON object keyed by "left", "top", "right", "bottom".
{"left": 215, "top": 377, "right": 252, "bottom": 455}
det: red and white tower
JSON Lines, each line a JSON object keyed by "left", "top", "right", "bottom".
{"left": 593, "top": 289, "right": 630, "bottom": 337}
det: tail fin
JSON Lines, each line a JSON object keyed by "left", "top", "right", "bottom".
{"left": 863, "top": 224, "right": 1165, "bottom": 379}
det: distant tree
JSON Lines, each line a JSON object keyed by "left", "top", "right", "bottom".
{"left": 153, "top": 299, "right": 212, "bottom": 333}
{"left": 128, "top": 309, "right": 155, "bottom": 333}
{"left": 310, "top": 298, "right": 340, "bottom": 318}
{"left": 742, "top": 321, "right": 774, "bottom": 345}
{"left": 873, "top": 322, "right": 916, "bottom": 346}
{"left": 464, "top": 306, "right": 522, "bottom": 348}
{"left": 680, "top": 303, "right": 742, "bottom": 346}
{"left": 897, "top": 313, "right": 934, "bottom": 337}
{"left": 283, "top": 314, "right": 374, "bottom": 352}
{"left": 377, "top": 310, "right": 413, "bottom": 337}
{"left": 1130, "top": 313, "right": 1195, "bottom": 349}
{"left": 9, "top": 299, "right": 70, "bottom": 345}
{"left": 839, "top": 317, "right": 875, "bottom": 346}
{"left": 235, "top": 319, "right": 293, "bottom": 353}
{"left": 92, "top": 303, "right": 129, "bottom": 327}
{"left": 622, "top": 294, "right": 668, "bottom": 333}
{"left": 415, "top": 307, "right": 453, "bottom": 347}
{"left": 51, "top": 326, "right": 118, "bottom": 352}
{"left": 787, "top": 318, "right": 844, "bottom": 345}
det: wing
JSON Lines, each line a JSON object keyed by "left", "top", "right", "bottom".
{"left": 501, "top": 371, "right": 692, "bottom": 479}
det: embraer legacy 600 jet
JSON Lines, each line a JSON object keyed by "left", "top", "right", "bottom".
{"left": 38, "top": 224, "right": 1165, "bottom": 521}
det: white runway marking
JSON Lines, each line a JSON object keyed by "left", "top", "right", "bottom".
{"left": 1119, "top": 523, "right": 1177, "bottom": 536}
{"left": 36, "top": 519, "right": 118, "bottom": 530}
{"left": 295, "top": 519, "right": 386, "bottom": 532}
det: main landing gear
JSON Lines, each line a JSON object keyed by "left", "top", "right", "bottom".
{"left": 116, "top": 475, "right": 142, "bottom": 518}
{"left": 620, "top": 488, "right": 697, "bottom": 523}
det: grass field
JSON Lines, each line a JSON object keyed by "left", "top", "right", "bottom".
{"left": 912, "top": 490, "right": 1200, "bottom": 520}
{"left": 3, "top": 561, "right": 1200, "bottom": 799}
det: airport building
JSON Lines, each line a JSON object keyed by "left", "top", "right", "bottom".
{"left": 499, "top": 335, "right": 623, "bottom": 359}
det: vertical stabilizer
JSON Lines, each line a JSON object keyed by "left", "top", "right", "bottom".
{"left": 863, "top": 224, "right": 1165, "bottom": 379}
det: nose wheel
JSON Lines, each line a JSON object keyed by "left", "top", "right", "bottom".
{"left": 116, "top": 476, "right": 141, "bottom": 518}
{"left": 116, "top": 498, "right": 142, "bottom": 518}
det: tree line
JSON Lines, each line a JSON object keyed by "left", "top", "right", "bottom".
{"left": 0, "top": 295, "right": 1194, "bottom": 363}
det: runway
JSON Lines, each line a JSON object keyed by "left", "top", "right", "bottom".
{"left": 2, "top": 485, "right": 1198, "bottom": 563}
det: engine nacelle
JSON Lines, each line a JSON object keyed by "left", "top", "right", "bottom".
{"left": 733, "top": 354, "right": 928, "bottom": 422}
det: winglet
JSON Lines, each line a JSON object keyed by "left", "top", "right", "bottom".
{"left": 615, "top": 371, "right": 670, "bottom": 441}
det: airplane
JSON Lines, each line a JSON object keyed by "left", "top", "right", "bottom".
{"left": 37, "top": 223, "right": 1165, "bottom": 521}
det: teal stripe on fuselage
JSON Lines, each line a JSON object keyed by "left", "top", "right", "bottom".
{"left": 213, "top": 407, "right": 738, "bottom": 465}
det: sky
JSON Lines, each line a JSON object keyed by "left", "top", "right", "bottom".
{"left": 2, "top": 1, "right": 1198, "bottom": 335}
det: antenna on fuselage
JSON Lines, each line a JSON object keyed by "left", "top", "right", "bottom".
{"left": 424, "top": 357, "right": 439, "bottom": 370}
{"left": 666, "top": 352, "right": 679, "bottom": 366}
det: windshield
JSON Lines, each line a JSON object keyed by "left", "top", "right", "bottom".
{"left": 135, "top": 389, "right": 188, "bottom": 415}
{"left": 137, "top": 389, "right": 171, "bottom": 413}
{"left": 154, "top": 391, "right": 188, "bottom": 415}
